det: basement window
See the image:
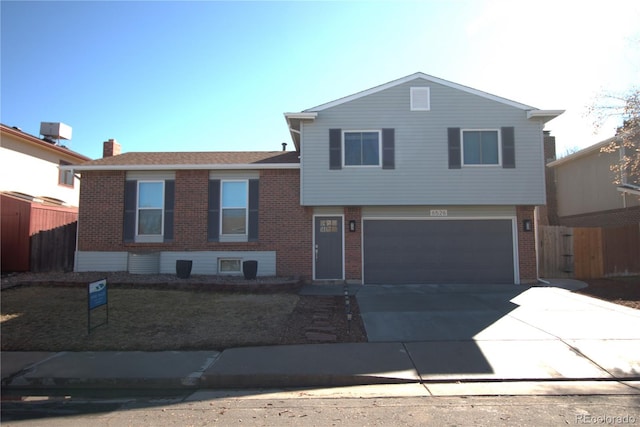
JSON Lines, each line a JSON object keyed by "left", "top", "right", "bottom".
{"left": 218, "top": 258, "right": 242, "bottom": 275}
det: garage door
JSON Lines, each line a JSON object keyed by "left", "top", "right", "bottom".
{"left": 363, "top": 219, "right": 515, "bottom": 284}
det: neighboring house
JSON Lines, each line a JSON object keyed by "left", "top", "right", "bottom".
{"left": 1, "top": 123, "right": 91, "bottom": 271}
{"left": 68, "top": 73, "right": 562, "bottom": 284}
{"left": 547, "top": 136, "right": 640, "bottom": 227}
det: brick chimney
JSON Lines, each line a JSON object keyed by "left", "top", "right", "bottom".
{"left": 542, "top": 131, "right": 559, "bottom": 225}
{"left": 103, "top": 139, "right": 121, "bottom": 158}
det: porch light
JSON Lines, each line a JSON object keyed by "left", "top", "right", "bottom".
{"left": 349, "top": 220, "right": 357, "bottom": 232}
{"left": 523, "top": 219, "right": 532, "bottom": 232}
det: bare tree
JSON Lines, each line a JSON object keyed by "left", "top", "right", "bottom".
{"left": 588, "top": 88, "right": 640, "bottom": 185}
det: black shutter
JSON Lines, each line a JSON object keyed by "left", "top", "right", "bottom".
{"left": 248, "top": 179, "right": 259, "bottom": 241}
{"left": 123, "top": 180, "right": 137, "bottom": 242}
{"left": 502, "top": 127, "right": 515, "bottom": 168}
{"left": 448, "top": 127, "right": 461, "bottom": 169}
{"left": 329, "top": 128, "right": 342, "bottom": 170}
{"left": 382, "top": 128, "right": 395, "bottom": 169}
{"left": 163, "top": 180, "right": 175, "bottom": 242}
{"left": 208, "top": 179, "right": 221, "bottom": 241}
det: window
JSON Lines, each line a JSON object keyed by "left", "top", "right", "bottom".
{"left": 221, "top": 180, "right": 248, "bottom": 235}
{"left": 59, "top": 161, "right": 74, "bottom": 187}
{"left": 410, "top": 87, "right": 430, "bottom": 111}
{"left": 462, "top": 130, "right": 500, "bottom": 166}
{"left": 218, "top": 258, "right": 242, "bottom": 274}
{"left": 344, "top": 131, "right": 381, "bottom": 166}
{"left": 137, "top": 181, "right": 164, "bottom": 236}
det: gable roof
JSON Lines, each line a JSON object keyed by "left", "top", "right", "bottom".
{"left": 67, "top": 151, "right": 300, "bottom": 171}
{"left": 547, "top": 137, "right": 617, "bottom": 168}
{"left": 304, "top": 72, "right": 537, "bottom": 112}
{"left": 284, "top": 72, "right": 564, "bottom": 150}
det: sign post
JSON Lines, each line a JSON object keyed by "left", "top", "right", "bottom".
{"left": 88, "top": 278, "right": 108, "bottom": 334}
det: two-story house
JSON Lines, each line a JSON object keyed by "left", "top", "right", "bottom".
{"left": 1, "top": 123, "right": 91, "bottom": 271}
{"left": 68, "top": 73, "right": 562, "bottom": 284}
{"left": 547, "top": 136, "right": 640, "bottom": 227}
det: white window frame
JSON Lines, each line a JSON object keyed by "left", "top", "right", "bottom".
{"left": 410, "top": 87, "right": 430, "bottom": 111}
{"left": 136, "top": 180, "right": 164, "bottom": 243}
{"left": 461, "top": 129, "right": 502, "bottom": 167}
{"left": 342, "top": 130, "right": 382, "bottom": 168}
{"left": 218, "top": 258, "right": 243, "bottom": 275}
{"left": 220, "top": 179, "right": 249, "bottom": 242}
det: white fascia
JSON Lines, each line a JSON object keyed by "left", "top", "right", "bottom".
{"left": 284, "top": 112, "right": 318, "bottom": 120}
{"left": 526, "top": 110, "right": 565, "bottom": 123}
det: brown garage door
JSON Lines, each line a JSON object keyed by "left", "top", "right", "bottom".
{"left": 363, "top": 219, "right": 515, "bottom": 284}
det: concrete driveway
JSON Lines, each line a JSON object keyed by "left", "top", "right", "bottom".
{"left": 356, "top": 283, "right": 640, "bottom": 381}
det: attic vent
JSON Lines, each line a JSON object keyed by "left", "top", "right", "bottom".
{"left": 410, "top": 87, "right": 430, "bottom": 111}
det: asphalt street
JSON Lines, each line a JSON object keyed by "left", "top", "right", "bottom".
{"left": 2, "top": 388, "right": 640, "bottom": 426}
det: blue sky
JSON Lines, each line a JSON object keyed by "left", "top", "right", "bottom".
{"left": 2, "top": 0, "right": 639, "bottom": 160}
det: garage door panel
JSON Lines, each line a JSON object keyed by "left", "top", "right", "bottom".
{"left": 363, "top": 220, "right": 514, "bottom": 284}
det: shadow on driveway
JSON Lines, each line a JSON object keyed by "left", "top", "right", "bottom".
{"left": 355, "top": 284, "right": 640, "bottom": 380}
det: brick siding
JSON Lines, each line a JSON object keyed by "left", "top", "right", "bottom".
{"left": 78, "top": 170, "right": 540, "bottom": 284}
{"left": 344, "top": 207, "right": 362, "bottom": 282}
{"left": 78, "top": 170, "right": 125, "bottom": 251}
{"left": 540, "top": 132, "right": 558, "bottom": 226}
{"left": 517, "top": 205, "right": 537, "bottom": 284}
{"left": 77, "top": 168, "right": 313, "bottom": 280}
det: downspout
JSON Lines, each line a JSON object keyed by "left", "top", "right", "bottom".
{"left": 73, "top": 170, "right": 81, "bottom": 272}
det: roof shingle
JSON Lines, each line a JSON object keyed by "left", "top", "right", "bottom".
{"left": 78, "top": 151, "right": 300, "bottom": 167}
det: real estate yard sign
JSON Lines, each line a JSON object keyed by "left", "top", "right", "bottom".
{"left": 88, "top": 278, "right": 108, "bottom": 333}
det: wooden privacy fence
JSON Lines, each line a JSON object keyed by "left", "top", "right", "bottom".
{"left": 538, "top": 224, "right": 640, "bottom": 279}
{"left": 30, "top": 221, "right": 77, "bottom": 272}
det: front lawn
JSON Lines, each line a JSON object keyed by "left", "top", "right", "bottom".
{"left": 1, "top": 286, "right": 299, "bottom": 351}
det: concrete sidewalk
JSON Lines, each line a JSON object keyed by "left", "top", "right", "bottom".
{"left": 2, "top": 283, "right": 640, "bottom": 396}
{"left": 2, "top": 340, "right": 640, "bottom": 396}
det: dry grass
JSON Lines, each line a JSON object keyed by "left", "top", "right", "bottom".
{"left": 1, "top": 286, "right": 299, "bottom": 351}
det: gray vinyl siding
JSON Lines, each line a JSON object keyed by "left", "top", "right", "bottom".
{"left": 75, "top": 250, "right": 276, "bottom": 276}
{"left": 300, "top": 79, "right": 545, "bottom": 206}
{"left": 159, "top": 251, "right": 276, "bottom": 276}
{"left": 76, "top": 251, "right": 129, "bottom": 272}
{"left": 362, "top": 205, "right": 516, "bottom": 218}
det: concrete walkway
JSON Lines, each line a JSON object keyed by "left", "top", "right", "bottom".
{"left": 2, "top": 282, "right": 640, "bottom": 396}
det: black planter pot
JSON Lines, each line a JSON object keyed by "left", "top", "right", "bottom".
{"left": 242, "top": 260, "right": 258, "bottom": 280}
{"left": 176, "top": 260, "right": 193, "bottom": 279}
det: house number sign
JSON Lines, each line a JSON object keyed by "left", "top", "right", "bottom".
{"left": 430, "top": 209, "right": 448, "bottom": 217}
{"left": 319, "top": 219, "right": 338, "bottom": 233}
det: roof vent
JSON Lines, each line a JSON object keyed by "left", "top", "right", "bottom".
{"left": 40, "top": 122, "right": 72, "bottom": 145}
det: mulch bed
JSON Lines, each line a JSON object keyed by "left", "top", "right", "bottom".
{"left": 281, "top": 295, "right": 367, "bottom": 345}
{"left": 575, "top": 276, "right": 640, "bottom": 310}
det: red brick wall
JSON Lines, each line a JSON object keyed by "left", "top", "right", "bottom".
{"left": 77, "top": 168, "right": 313, "bottom": 279}
{"left": 173, "top": 170, "right": 209, "bottom": 248}
{"left": 517, "top": 205, "right": 537, "bottom": 284}
{"left": 78, "top": 170, "right": 125, "bottom": 251}
{"left": 344, "top": 207, "right": 362, "bottom": 282}
{"left": 259, "top": 169, "right": 312, "bottom": 279}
